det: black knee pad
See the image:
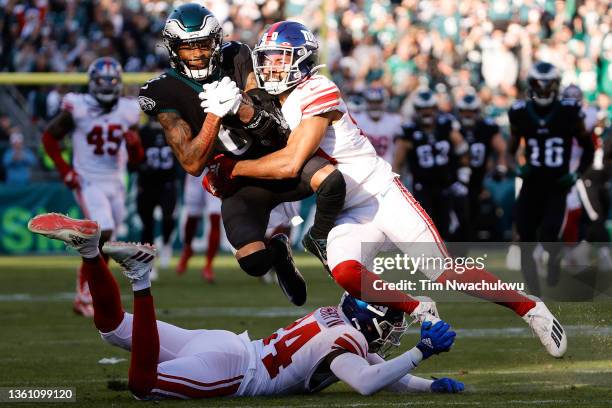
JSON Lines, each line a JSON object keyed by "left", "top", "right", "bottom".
{"left": 238, "top": 249, "right": 274, "bottom": 277}
{"left": 317, "top": 169, "right": 346, "bottom": 198}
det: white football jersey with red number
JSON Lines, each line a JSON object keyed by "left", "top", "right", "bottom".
{"left": 62, "top": 93, "right": 140, "bottom": 183}
{"left": 352, "top": 112, "right": 403, "bottom": 164}
{"left": 245, "top": 306, "right": 369, "bottom": 396}
{"left": 281, "top": 75, "right": 396, "bottom": 208}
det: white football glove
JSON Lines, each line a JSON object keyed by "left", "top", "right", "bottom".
{"left": 199, "top": 76, "right": 242, "bottom": 118}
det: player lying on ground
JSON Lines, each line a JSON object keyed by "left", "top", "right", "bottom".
{"left": 200, "top": 21, "right": 568, "bottom": 358}
{"left": 139, "top": 3, "right": 347, "bottom": 305}
{"left": 28, "top": 213, "right": 464, "bottom": 399}
{"left": 42, "top": 57, "right": 144, "bottom": 317}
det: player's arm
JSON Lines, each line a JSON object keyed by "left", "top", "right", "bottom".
{"left": 157, "top": 111, "right": 218, "bottom": 176}
{"left": 449, "top": 120, "right": 469, "bottom": 167}
{"left": 392, "top": 139, "right": 412, "bottom": 173}
{"left": 42, "top": 110, "right": 79, "bottom": 188}
{"left": 231, "top": 111, "right": 341, "bottom": 179}
{"left": 124, "top": 125, "right": 145, "bottom": 165}
{"left": 575, "top": 115, "right": 594, "bottom": 175}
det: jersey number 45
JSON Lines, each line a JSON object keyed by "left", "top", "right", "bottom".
{"left": 87, "top": 124, "right": 123, "bottom": 156}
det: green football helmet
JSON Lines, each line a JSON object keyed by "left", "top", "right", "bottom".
{"left": 162, "top": 3, "right": 223, "bottom": 81}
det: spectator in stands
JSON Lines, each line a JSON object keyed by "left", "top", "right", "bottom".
{"left": 2, "top": 131, "right": 37, "bottom": 185}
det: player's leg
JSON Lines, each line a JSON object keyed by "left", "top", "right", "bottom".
{"left": 386, "top": 179, "right": 566, "bottom": 357}
{"left": 223, "top": 182, "right": 308, "bottom": 306}
{"left": 203, "top": 194, "right": 221, "bottom": 283}
{"left": 515, "top": 184, "right": 543, "bottom": 295}
{"left": 540, "top": 189, "right": 569, "bottom": 287}
{"left": 159, "top": 180, "right": 178, "bottom": 267}
{"left": 137, "top": 180, "right": 157, "bottom": 245}
{"left": 177, "top": 174, "right": 204, "bottom": 275}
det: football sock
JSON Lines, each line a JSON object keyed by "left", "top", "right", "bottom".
{"left": 436, "top": 267, "right": 536, "bottom": 316}
{"left": 310, "top": 169, "right": 345, "bottom": 240}
{"left": 331, "top": 260, "right": 420, "bottom": 314}
{"left": 205, "top": 214, "right": 221, "bottom": 270}
{"left": 238, "top": 248, "right": 274, "bottom": 277}
{"left": 128, "top": 290, "right": 159, "bottom": 398}
{"left": 183, "top": 216, "right": 200, "bottom": 247}
{"left": 81, "top": 256, "right": 124, "bottom": 332}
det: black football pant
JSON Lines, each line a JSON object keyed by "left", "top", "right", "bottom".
{"left": 137, "top": 179, "right": 177, "bottom": 245}
{"left": 412, "top": 184, "right": 451, "bottom": 240}
{"left": 516, "top": 182, "right": 568, "bottom": 295}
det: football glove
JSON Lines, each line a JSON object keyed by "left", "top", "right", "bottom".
{"left": 557, "top": 172, "right": 579, "bottom": 189}
{"left": 416, "top": 320, "right": 456, "bottom": 359}
{"left": 62, "top": 168, "right": 80, "bottom": 190}
{"left": 431, "top": 377, "right": 465, "bottom": 393}
{"left": 449, "top": 181, "right": 468, "bottom": 197}
{"left": 199, "top": 76, "right": 242, "bottom": 118}
{"left": 201, "top": 154, "right": 239, "bottom": 198}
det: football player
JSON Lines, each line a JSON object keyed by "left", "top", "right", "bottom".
{"left": 205, "top": 21, "right": 568, "bottom": 358}
{"left": 393, "top": 89, "right": 470, "bottom": 240}
{"left": 352, "top": 87, "right": 403, "bottom": 164}
{"left": 28, "top": 212, "right": 464, "bottom": 400}
{"left": 508, "top": 63, "right": 594, "bottom": 294}
{"left": 139, "top": 3, "right": 346, "bottom": 306}
{"left": 42, "top": 57, "right": 144, "bottom": 316}
{"left": 136, "top": 118, "right": 178, "bottom": 272}
{"left": 456, "top": 92, "right": 507, "bottom": 241}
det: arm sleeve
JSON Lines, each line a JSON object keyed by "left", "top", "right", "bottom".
{"left": 329, "top": 346, "right": 423, "bottom": 396}
{"left": 365, "top": 351, "right": 433, "bottom": 393}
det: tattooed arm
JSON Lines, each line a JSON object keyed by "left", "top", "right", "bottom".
{"left": 157, "top": 112, "right": 219, "bottom": 176}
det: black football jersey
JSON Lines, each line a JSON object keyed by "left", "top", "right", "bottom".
{"left": 400, "top": 114, "right": 458, "bottom": 188}
{"left": 508, "top": 99, "right": 584, "bottom": 181}
{"left": 461, "top": 117, "right": 499, "bottom": 182}
{"left": 137, "top": 41, "right": 286, "bottom": 159}
{"left": 138, "top": 121, "right": 177, "bottom": 182}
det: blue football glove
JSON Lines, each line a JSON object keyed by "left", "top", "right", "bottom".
{"left": 431, "top": 377, "right": 465, "bottom": 393}
{"left": 416, "top": 321, "right": 456, "bottom": 359}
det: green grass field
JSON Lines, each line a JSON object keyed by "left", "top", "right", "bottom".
{"left": 1, "top": 253, "right": 611, "bottom": 407}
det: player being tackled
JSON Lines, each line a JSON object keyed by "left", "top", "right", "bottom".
{"left": 28, "top": 213, "right": 464, "bottom": 400}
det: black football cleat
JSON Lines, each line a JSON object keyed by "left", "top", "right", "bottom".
{"left": 302, "top": 228, "right": 330, "bottom": 274}
{"left": 269, "top": 233, "right": 307, "bottom": 306}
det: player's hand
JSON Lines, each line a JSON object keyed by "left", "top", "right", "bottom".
{"left": 416, "top": 320, "right": 456, "bottom": 359}
{"left": 62, "top": 168, "right": 80, "bottom": 190}
{"left": 515, "top": 164, "right": 532, "bottom": 179}
{"left": 431, "top": 377, "right": 465, "bottom": 393}
{"left": 199, "top": 76, "right": 242, "bottom": 118}
{"left": 449, "top": 181, "right": 468, "bottom": 197}
{"left": 202, "top": 154, "right": 239, "bottom": 198}
{"left": 557, "top": 172, "right": 578, "bottom": 189}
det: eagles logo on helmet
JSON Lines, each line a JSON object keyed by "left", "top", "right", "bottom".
{"left": 527, "top": 62, "right": 561, "bottom": 107}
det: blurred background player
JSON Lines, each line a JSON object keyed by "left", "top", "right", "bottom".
{"left": 177, "top": 174, "right": 221, "bottom": 283}
{"left": 393, "top": 88, "right": 469, "bottom": 240}
{"left": 509, "top": 62, "right": 594, "bottom": 295}
{"left": 136, "top": 118, "right": 179, "bottom": 278}
{"left": 352, "top": 87, "right": 403, "bottom": 165}
{"left": 28, "top": 212, "right": 463, "bottom": 400}
{"left": 456, "top": 91, "right": 508, "bottom": 241}
{"left": 41, "top": 57, "right": 143, "bottom": 316}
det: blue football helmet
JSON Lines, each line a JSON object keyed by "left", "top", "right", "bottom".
{"left": 252, "top": 21, "right": 322, "bottom": 95}
{"left": 87, "top": 57, "right": 123, "bottom": 107}
{"left": 339, "top": 293, "right": 407, "bottom": 356}
{"left": 363, "top": 87, "right": 389, "bottom": 120}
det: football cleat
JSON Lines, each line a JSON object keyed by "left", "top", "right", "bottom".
{"left": 176, "top": 246, "right": 193, "bottom": 275}
{"left": 269, "top": 234, "right": 307, "bottom": 306}
{"left": 301, "top": 228, "right": 329, "bottom": 273}
{"left": 102, "top": 242, "right": 156, "bottom": 282}
{"left": 159, "top": 244, "right": 172, "bottom": 268}
{"left": 202, "top": 265, "right": 215, "bottom": 284}
{"left": 28, "top": 213, "right": 100, "bottom": 257}
{"left": 522, "top": 295, "right": 567, "bottom": 358}
{"left": 409, "top": 296, "right": 441, "bottom": 325}
{"left": 73, "top": 297, "right": 94, "bottom": 317}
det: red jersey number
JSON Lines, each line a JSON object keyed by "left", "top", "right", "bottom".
{"left": 261, "top": 320, "right": 321, "bottom": 379}
{"left": 87, "top": 124, "right": 123, "bottom": 156}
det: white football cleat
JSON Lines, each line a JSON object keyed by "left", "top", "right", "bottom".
{"left": 28, "top": 213, "right": 100, "bottom": 257}
{"left": 159, "top": 244, "right": 172, "bottom": 268}
{"left": 522, "top": 295, "right": 567, "bottom": 358}
{"left": 410, "top": 296, "right": 441, "bottom": 325}
{"left": 103, "top": 242, "right": 156, "bottom": 282}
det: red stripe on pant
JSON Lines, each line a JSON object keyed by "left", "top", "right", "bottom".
{"left": 155, "top": 379, "right": 241, "bottom": 399}
{"left": 157, "top": 373, "right": 243, "bottom": 389}
{"left": 331, "top": 260, "right": 419, "bottom": 314}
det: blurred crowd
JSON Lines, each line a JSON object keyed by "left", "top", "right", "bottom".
{"left": 0, "top": 0, "right": 610, "bottom": 182}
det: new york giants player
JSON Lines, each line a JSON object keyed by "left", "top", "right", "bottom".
{"left": 28, "top": 212, "right": 464, "bottom": 400}
{"left": 42, "top": 57, "right": 144, "bottom": 316}
{"left": 352, "top": 87, "right": 403, "bottom": 165}
{"left": 204, "top": 21, "right": 568, "bottom": 358}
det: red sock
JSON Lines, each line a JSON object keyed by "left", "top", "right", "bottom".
{"left": 183, "top": 216, "right": 200, "bottom": 248}
{"left": 81, "top": 256, "right": 124, "bottom": 332}
{"left": 436, "top": 267, "right": 536, "bottom": 316}
{"left": 331, "top": 260, "right": 420, "bottom": 314}
{"left": 205, "top": 214, "right": 221, "bottom": 269}
{"left": 128, "top": 293, "right": 159, "bottom": 398}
